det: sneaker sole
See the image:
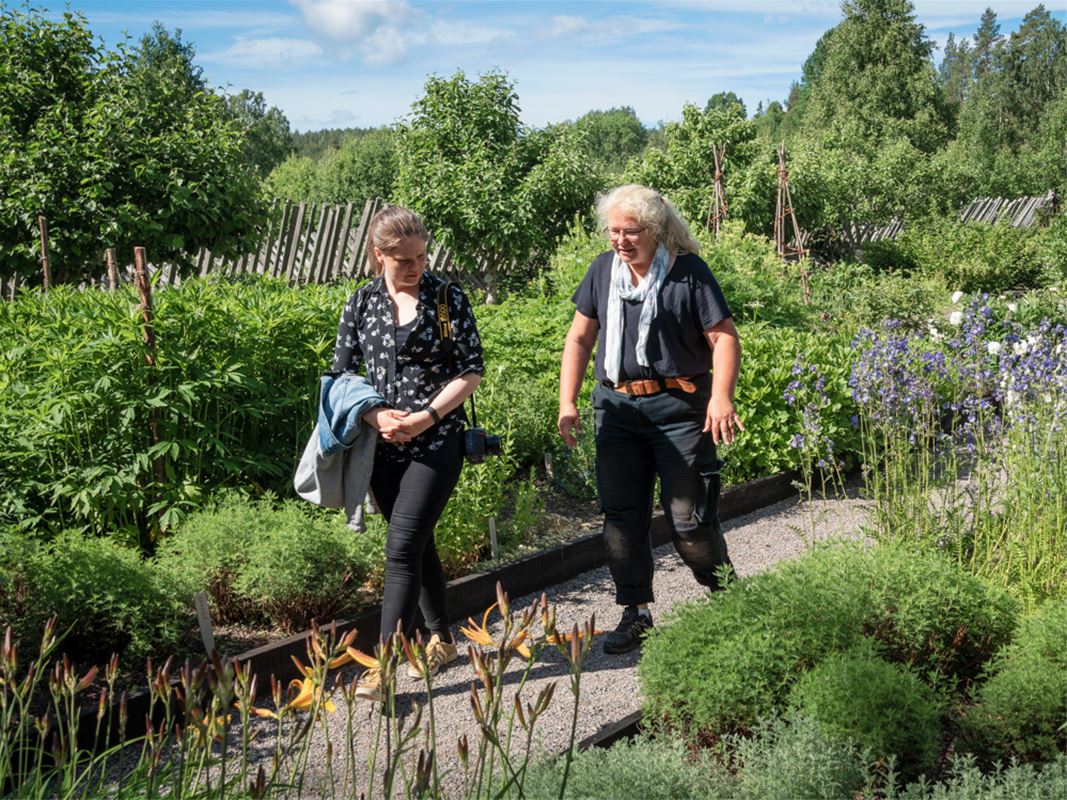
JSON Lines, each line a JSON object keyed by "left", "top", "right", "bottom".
{"left": 602, "top": 638, "right": 644, "bottom": 655}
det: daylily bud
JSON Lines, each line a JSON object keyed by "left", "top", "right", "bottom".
{"left": 495, "top": 581, "right": 510, "bottom": 618}
{"left": 457, "top": 733, "right": 469, "bottom": 764}
{"left": 513, "top": 694, "right": 527, "bottom": 730}
{"left": 469, "top": 685, "right": 484, "bottom": 723}
{"left": 77, "top": 665, "right": 100, "bottom": 692}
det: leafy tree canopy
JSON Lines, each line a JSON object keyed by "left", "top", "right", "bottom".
{"left": 266, "top": 127, "right": 396, "bottom": 206}
{"left": 0, "top": 7, "right": 266, "bottom": 284}
{"left": 222, "top": 89, "right": 293, "bottom": 178}
{"left": 394, "top": 70, "right": 601, "bottom": 299}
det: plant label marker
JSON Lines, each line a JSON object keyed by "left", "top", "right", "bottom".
{"left": 488, "top": 517, "right": 500, "bottom": 560}
{"left": 194, "top": 591, "right": 216, "bottom": 657}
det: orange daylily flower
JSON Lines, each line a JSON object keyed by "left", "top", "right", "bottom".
{"left": 345, "top": 646, "right": 379, "bottom": 669}
{"left": 508, "top": 630, "right": 532, "bottom": 659}
{"left": 286, "top": 676, "right": 336, "bottom": 714}
{"left": 545, "top": 628, "right": 604, "bottom": 645}
{"left": 460, "top": 603, "right": 497, "bottom": 647}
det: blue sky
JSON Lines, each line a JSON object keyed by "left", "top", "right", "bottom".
{"left": 50, "top": 1, "right": 1067, "bottom": 131}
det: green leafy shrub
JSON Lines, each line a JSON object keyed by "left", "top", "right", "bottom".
{"left": 0, "top": 279, "right": 342, "bottom": 539}
{"left": 862, "top": 545, "right": 1020, "bottom": 686}
{"left": 727, "top": 322, "right": 857, "bottom": 484}
{"left": 728, "top": 713, "right": 875, "bottom": 800}
{"left": 808, "top": 261, "right": 947, "bottom": 334}
{"left": 890, "top": 754, "right": 1067, "bottom": 799}
{"left": 897, "top": 217, "right": 1046, "bottom": 293}
{"left": 960, "top": 601, "right": 1067, "bottom": 765}
{"left": 639, "top": 543, "right": 1017, "bottom": 742}
{"left": 697, "top": 221, "right": 811, "bottom": 329}
{"left": 11, "top": 532, "right": 184, "bottom": 664}
{"left": 156, "top": 494, "right": 381, "bottom": 632}
{"left": 516, "top": 735, "right": 729, "bottom": 800}
{"left": 1032, "top": 213, "right": 1067, "bottom": 287}
{"left": 788, "top": 647, "right": 942, "bottom": 780}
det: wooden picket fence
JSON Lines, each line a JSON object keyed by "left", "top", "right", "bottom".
{"left": 0, "top": 198, "right": 486, "bottom": 299}
{"left": 175, "top": 197, "right": 488, "bottom": 288}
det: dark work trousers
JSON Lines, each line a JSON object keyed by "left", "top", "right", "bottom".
{"left": 592, "top": 382, "right": 731, "bottom": 606}
{"left": 370, "top": 428, "right": 464, "bottom": 642}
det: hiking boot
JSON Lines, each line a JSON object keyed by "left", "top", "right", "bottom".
{"left": 407, "top": 633, "right": 459, "bottom": 679}
{"left": 602, "top": 606, "right": 653, "bottom": 655}
{"left": 355, "top": 666, "right": 383, "bottom": 703}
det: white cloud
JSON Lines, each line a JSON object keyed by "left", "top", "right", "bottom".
{"left": 201, "top": 37, "right": 324, "bottom": 69}
{"left": 362, "top": 25, "right": 407, "bottom": 66}
{"left": 88, "top": 10, "right": 298, "bottom": 30}
{"left": 538, "top": 13, "right": 681, "bottom": 43}
{"left": 431, "top": 20, "right": 509, "bottom": 46}
{"left": 291, "top": 0, "right": 411, "bottom": 41}
{"left": 290, "top": 0, "right": 417, "bottom": 66}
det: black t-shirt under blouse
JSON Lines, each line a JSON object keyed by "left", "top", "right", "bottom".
{"left": 571, "top": 250, "right": 732, "bottom": 383}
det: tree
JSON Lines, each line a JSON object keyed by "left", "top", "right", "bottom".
{"left": 0, "top": 9, "right": 266, "bottom": 283}
{"left": 394, "top": 70, "right": 601, "bottom": 300}
{"left": 945, "top": 5, "right": 1067, "bottom": 196}
{"left": 972, "top": 7, "right": 1002, "bottom": 80}
{"left": 626, "top": 100, "right": 762, "bottom": 229}
{"left": 800, "top": 0, "right": 949, "bottom": 153}
{"left": 938, "top": 32, "right": 973, "bottom": 113}
{"left": 315, "top": 128, "right": 397, "bottom": 204}
{"left": 705, "top": 91, "right": 747, "bottom": 117}
{"left": 265, "top": 155, "right": 319, "bottom": 201}
{"left": 223, "top": 89, "right": 293, "bottom": 177}
{"left": 572, "top": 107, "right": 648, "bottom": 174}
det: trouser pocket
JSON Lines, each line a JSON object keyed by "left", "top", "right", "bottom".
{"left": 695, "top": 458, "right": 724, "bottom": 526}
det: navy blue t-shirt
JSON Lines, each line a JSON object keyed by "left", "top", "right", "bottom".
{"left": 571, "top": 250, "right": 732, "bottom": 383}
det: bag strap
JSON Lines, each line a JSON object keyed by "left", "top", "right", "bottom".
{"left": 434, "top": 279, "right": 478, "bottom": 428}
{"left": 436, "top": 280, "right": 454, "bottom": 352}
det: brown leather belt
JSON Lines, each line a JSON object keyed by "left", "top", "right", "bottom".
{"left": 607, "top": 376, "right": 697, "bottom": 397}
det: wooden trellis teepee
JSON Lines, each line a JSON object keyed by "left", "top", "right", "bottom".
{"left": 705, "top": 144, "right": 728, "bottom": 236}
{"left": 773, "top": 142, "right": 811, "bottom": 302}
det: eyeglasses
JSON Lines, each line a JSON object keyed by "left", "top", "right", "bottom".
{"left": 606, "top": 227, "right": 646, "bottom": 241}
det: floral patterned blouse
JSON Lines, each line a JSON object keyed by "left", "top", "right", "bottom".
{"left": 332, "top": 272, "right": 484, "bottom": 462}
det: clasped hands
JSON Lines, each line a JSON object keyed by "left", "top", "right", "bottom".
{"left": 362, "top": 406, "right": 434, "bottom": 443}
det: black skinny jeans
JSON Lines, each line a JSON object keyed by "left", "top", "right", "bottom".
{"left": 593, "top": 382, "right": 731, "bottom": 606}
{"left": 370, "top": 429, "right": 464, "bottom": 642}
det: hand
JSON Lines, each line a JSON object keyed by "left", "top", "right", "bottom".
{"left": 704, "top": 396, "right": 745, "bottom": 445}
{"left": 362, "top": 407, "right": 413, "bottom": 443}
{"left": 557, "top": 402, "right": 582, "bottom": 448}
{"left": 393, "top": 410, "right": 436, "bottom": 439}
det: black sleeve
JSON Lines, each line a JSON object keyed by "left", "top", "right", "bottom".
{"left": 449, "top": 283, "right": 484, "bottom": 376}
{"left": 571, "top": 253, "right": 608, "bottom": 320}
{"left": 331, "top": 290, "right": 364, "bottom": 372}
{"left": 693, "top": 260, "right": 732, "bottom": 331}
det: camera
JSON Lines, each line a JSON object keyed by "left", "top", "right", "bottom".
{"left": 464, "top": 427, "right": 503, "bottom": 464}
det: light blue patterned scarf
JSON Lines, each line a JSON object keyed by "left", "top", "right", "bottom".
{"left": 603, "top": 243, "right": 669, "bottom": 384}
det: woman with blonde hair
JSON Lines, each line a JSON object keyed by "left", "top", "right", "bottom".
{"left": 558, "top": 184, "right": 743, "bottom": 654}
{"left": 332, "top": 205, "right": 484, "bottom": 700}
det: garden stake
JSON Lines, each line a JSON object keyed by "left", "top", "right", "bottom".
{"left": 133, "top": 246, "right": 166, "bottom": 535}
{"left": 105, "top": 247, "right": 118, "bottom": 291}
{"left": 705, "top": 143, "right": 727, "bottom": 236}
{"left": 37, "top": 215, "right": 51, "bottom": 290}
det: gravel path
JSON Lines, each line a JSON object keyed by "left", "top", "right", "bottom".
{"left": 236, "top": 492, "right": 870, "bottom": 797}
